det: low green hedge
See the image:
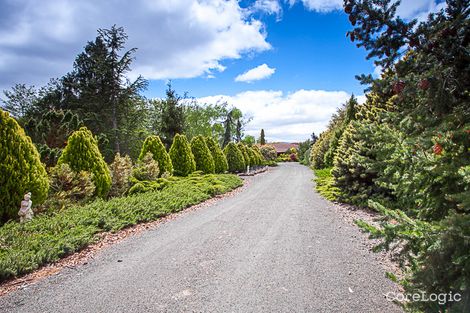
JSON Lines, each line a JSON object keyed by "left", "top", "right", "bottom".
{"left": 0, "top": 174, "right": 242, "bottom": 282}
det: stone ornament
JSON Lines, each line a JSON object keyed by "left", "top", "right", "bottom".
{"left": 18, "top": 192, "right": 33, "bottom": 223}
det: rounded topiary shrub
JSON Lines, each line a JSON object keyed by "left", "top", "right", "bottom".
{"left": 139, "top": 135, "right": 173, "bottom": 176}
{"left": 58, "top": 126, "right": 111, "bottom": 197}
{"left": 206, "top": 137, "right": 228, "bottom": 173}
{"left": 190, "top": 136, "right": 215, "bottom": 174}
{"left": 0, "top": 110, "right": 49, "bottom": 222}
{"left": 169, "top": 134, "right": 196, "bottom": 176}
{"left": 224, "top": 142, "right": 245, "bottom": 173}
{"left": 260, "top": 144, "right": 277, "bottom": 161}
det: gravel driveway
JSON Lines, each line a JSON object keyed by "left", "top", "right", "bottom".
{"left": 0, "top": 163, "right": 402, "bottom": 312}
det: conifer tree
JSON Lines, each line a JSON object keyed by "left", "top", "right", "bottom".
{"left": 324, "top": 95, "right": 358, "bottom": 167}
{"left": 169, "top": 134, "right": 196, "bottom": 176}
{"left": 0, "top": 110, "right": 49, "bottom": 222}
{"left": 58, "top": 127, "right": 111, "bottom": 197}
{"left": 260, "top": 129, "right": 266, "bottom": 145}
{"left": 65, "top": 25, "right": 147, "bottom": 159}
{"left": 237, "top": 143, "right": 250, "bottom": 168}
{"left": 310, "top": 130, "right": 333, "bottom": 169}
{"left": 246, "top": 147, "right": 257, "bottom": 166}
{"left": 160, "top": 83, "right": 185, "bottom": 148}
{"left": 224, "top": 142, "right": 245, "bottom": 173}
{"left": 206, "top": 137, "right": 228, "bottom": 173}
{"left": 222, "top": 110, "right": 233, "bottom": 148}
{"left": 235, "top": 119, "right": 242, "bottom": 143}
{"left": 252, "top": 145, "right": 265, "bottom": 164}
{"left": 190, "top": 136, "right": 215, "bottom": 174}
{"left": 109, "top": 153, "right": 133, "bottom": 197}
{"left": 341, "top": 2, "right": 470, "bottom": 310}
{"left": 139, "top": 135, "right": 173, "bottom": 176}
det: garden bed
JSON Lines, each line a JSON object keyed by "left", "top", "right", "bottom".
{"left": 0, "top": 174, "right": 242, "bottom": 283}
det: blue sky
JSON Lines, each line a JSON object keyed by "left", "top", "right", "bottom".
{"left": 147, "top": 3, "right": 372, "bottom": 99}
{"left": 0, "top": 0, "right": 446, "bottom": 142}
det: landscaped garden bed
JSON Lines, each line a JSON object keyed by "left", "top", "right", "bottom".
{"left": 0, "top": 174, "right": 242, "bottom": 282}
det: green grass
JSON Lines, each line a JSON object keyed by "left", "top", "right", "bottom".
{"left": 313, "top": 168, "right": 340, "bottom": 201}
{"left": 0, "top": 174, "right": 242, "bottom": 282}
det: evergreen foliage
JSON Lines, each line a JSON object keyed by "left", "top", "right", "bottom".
{"left": 109, "top": 153, "right": 133, "bottom": 197}
{"left": 260, "top": 129, "right": 266, "bottom": 145}
{"left": 0, "top": 173, "right": 242, "bottom": 282}
{"left": 251, "top": 145, "right": 264, "bottom": 162}
{"left": 260, "top": 144, "right": 277, "bottom": 161}
{"left": 222, "top": 110, "right": 233, "bottom": 148}
{"left": 62, "top": 26, "right": 148, "bottom": 160}
{"left": 237, "top": 143, "right": 251, "bottom": 167}
{"left": 139, "top": 135, "right": 173, "bottom": 176}
{"left": 332, "top": 121, "right": 396, "bottom": 206}
{"left": 24, "top": 109, "right": 83, "bottom": 167}
{"left": 57, "top": 127, "right": 111, "bottom": 197}
{"left": 327, "top": 1, "right": 470, "bottom": 310}
{"left": 132, "top": 152, "right": 160, "bottom": 181}
{"left": 160, "top": 83, "right": 185, "bottom": 148}
{"left": 169, "top": 134, "right": 196, "bottom": 177}
{"left": 323, "top": 95, "right": 358, "bottom": 167}
{"left": 206, "top": 137, "right": 228, "bottom": 173}
{"left": 246, "top": 147, "right": 257, "bottom": 166}
{"left": 223, "top": 142, "right": 245, "bottom": 173}
{"left": 310, "top": 130, "right": 333, "bottom": 169}
{"left": 47, "top": 164, "right": 95, "bottom": 208}
{"left": 190, "top": 136, "right": 215, "bottom": 174}
{"left": 0, "top": 110, "right": 49, "bottom": 222}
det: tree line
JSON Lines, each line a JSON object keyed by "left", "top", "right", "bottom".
{"left": 0, "top": 25, "right": 250, "bottom": 166}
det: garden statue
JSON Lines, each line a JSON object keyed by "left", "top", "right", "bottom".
{"left": 18, "top": 192, "right": 33, "bottom": 223}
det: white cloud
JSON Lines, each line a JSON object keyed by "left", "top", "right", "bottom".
{"left": 288, "top": 0, "right": 446, "bottom": 18}
{"left": 235, "top": 64, "right": 276, "bottom": 83}
{"left": 199, "top": 89, "right": 363, "bottom": 142}
{"left": 292, "top": 0, "right": 343, "bottom": 12}
{"left": 253, "top": 0, "right": 283, "bottom": 16}
{"left": 0, "top": 0, "right": 271, "bottom": 90}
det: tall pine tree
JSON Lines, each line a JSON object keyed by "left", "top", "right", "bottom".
{"left": 260, "top": 129, "right": 266, "bottom": 145}
{"left": 63, "top": 25, "right": 147, "bottom": 160}
{"left": 160, "top": 82, "right": 185, "bottom": 148}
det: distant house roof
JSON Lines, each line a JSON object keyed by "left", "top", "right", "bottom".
{"left": 269, "top": 142, "right": 299, "bottom": 154}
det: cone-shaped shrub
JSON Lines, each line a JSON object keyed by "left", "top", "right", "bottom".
{"left": 109, "top": 153, "right": 133, "bottom": 197}
{"left": 237, "top": 143, "right": 251, "bottom": 167}
{"left": 139, "top": 135, "right": 173, "bottom": 176}
{"left": 252, "top": 145, "right": 265, "bottom": 164}
{"left": 310, "top": 130, "right": 333, "bottom": 169}
{"left": 224, "top": 142, "right": 245, "bottom": 173}
{"left": 190, "top": 136, "right": 215, "bottom": 174}
{"left": 206, "top": 137, "right": 228, "bottom": 173}
{"left": 169, "top": 134, "right": 196, "bottom": 176}
{"left": 58, "top": 127, "right": 111, "bottom": 197}
{"left": 332, "top": 121, "right": 395, "bottom": 206}
{"left": 0, "top": 110, "right": 49, "bottom": 222}
{"left": 246, "top": 147, "right": 257, "bottom": 166}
